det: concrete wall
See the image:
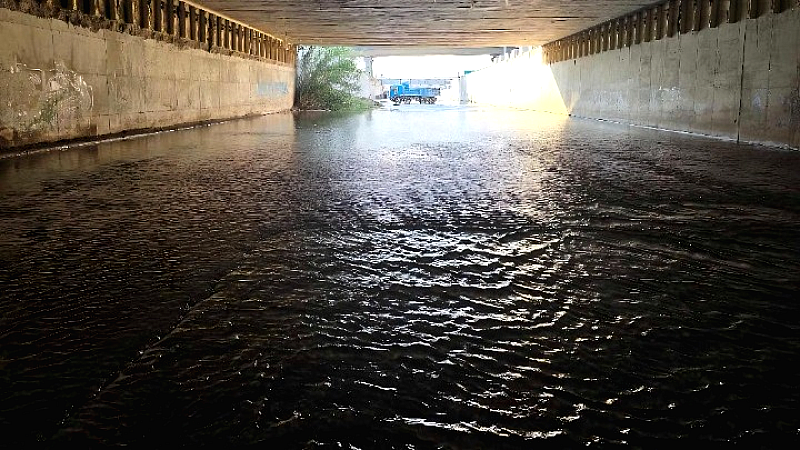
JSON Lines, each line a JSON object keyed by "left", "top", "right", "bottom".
{"left": 0, "top": 7, "right": 295, "bottom": 149}
{"left": 465, "top": 8, "right": 800, "bottom": 149}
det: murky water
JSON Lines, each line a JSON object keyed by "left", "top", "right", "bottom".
{"left": 1, "top": 106, "right": 799, "bottom": 447}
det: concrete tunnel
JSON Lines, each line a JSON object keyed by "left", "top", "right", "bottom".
{"left": 0, "top": 0, "right": 798, "bottom": 150}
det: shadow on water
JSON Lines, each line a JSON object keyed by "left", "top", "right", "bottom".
{"left": 1, "top": 107, "right": 799, "bottom": 447}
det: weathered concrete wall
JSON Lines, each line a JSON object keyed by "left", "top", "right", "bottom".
{"left": 0, "top": 7, "right": 295, "bottom": 149}
{"left": 466, "top": 8, "right": 800, "bottom": 149}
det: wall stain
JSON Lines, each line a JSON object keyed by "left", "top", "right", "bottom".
{"left": 1, "top": 61, "right": 93, "bottom": 142}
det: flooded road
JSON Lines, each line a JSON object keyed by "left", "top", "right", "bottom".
{"left": 1, "top": 105, "right": 799, "bottom": 447}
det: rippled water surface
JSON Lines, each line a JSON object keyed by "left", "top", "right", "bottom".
{"left": 1, "top": 106, "right": 799, "bottom": 447}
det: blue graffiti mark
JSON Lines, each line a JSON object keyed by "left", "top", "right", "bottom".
{"left": 256, "top": 82, "right": 289, "bottom": 97}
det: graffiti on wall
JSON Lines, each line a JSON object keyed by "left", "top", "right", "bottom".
{"left": 256, "top": 81, "right": 289, "bottom": 98}
{"left": 0, "top": 60, "right": 93, "bottom": 144}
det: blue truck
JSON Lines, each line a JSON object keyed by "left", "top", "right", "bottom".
{"left": 389, "top": 82, "right": 439, "bottom": 104}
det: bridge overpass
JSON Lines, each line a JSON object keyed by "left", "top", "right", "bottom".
{"left": 194, "top": 0, "right": 658, "bottom": 47}
{"left": 0, "top": 0, "right": 798, "bottom": 149}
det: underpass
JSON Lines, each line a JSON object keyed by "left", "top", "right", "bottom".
{"left": 1, "top": 1, "right": 800, "bottom": 447}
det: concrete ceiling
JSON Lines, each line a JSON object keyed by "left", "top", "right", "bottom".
{"left": 195, "top": 0, "right": 661, "bottom": 48}
{"left": 352, "top": 46, "right": 508, "bottom": 57}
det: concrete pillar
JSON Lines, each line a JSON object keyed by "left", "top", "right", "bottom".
{"left": 212, "top": 16, "right": 219, "bottom": 48}
{"left": 221, "top": 19, "right": 227, "bottom": 48}
{"left": 188, "top": 6, "right": 196, "bottom": 41}
{"left": 749, "top": 0, "right": 770, "bottom": 17}
{"left": 583, "top": 31, "right": 590, "bottom": 56}
{"left": 620, "top": 19, "right": 627, "bottom": 49}
{"left": 567, "top": 36, "right": 575, "bottom": 59}
{"left": 641, "top": 10, "right": 650, "bottom": 42}
{"left": 709, "top": 0, "right": 721, "bottom": 27}
{"left": 728, "top": 0, "right": 749, "bottom": 23}
{"left": 595, "top": 26, "right": 602, "bottom": 53}
{"left": 625, "top": 15, "right": 634, "bottom": 47}
{"left": 771, "top": 0, "right": 792, "bottom": 12}
{"left": 235, "top": 25, "right": 240, "bottom": 52}
{"left": 568, "top": 36, "right": 574, "bottom": 59}
{"left": 690, "top": 0, "right": 701, "bottom": 31}
{"left": 697, "top": 0, "right": 710, "bottom": 30}
{"left": 634, "top": 11, "right": 643, "bottom": 44}
{"left": 656, "top": 4, "right": 665, "bottom": 39}
{"left": 667, "top": 0, "right": 679, "bottom": 37}
{"left": 165, "top": 0, "right": 174, "bottom": 35}
{"left": 152, "top": 0, "right": 162, "bottom": 32}
{"left": 142, "top": 0, "right": 153, "bottom": 30}
{"left": 91, "top": 0, "right": 104, "bottom": 17}
{"left": 608, "top": 19, "right": 619, "bottom": 50}
{"left": 648, "top": 7, "right": 657, "bottom": 40}
{"left": 208, "top": 14, "right": 217, "bottom": 47}
{"left": 107, "top": 0, "right": 121, "bottom": 21}
{"left": 216, "top": 16, "right": 223, "bottom": 48}
{"left": 199, "top": 10, "right": 207, "bottom": 46}
{"left": 622, "top": 17, "right": 629, "bottom": 48}
{"left": 573, "top": 35, "right": 578, "bottom": 58}
{"left": 179, "top": 2, "right": 187, "bottom": 39}
{"left": 129, "top": 0, "right": 139, "bottom": 25}
{"left": 268, "top": 37, "right": 274, "bottom": 60}
{"left": 680, "top": 0, "right": 693, "bottom": 33}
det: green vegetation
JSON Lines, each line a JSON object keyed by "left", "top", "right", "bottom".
{"left": 294, "top": 46, "right": 373, "bottom": 111}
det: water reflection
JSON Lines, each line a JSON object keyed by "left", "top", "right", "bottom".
{"left": 1, "top": 106, "right": 799, "bottom": 447}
